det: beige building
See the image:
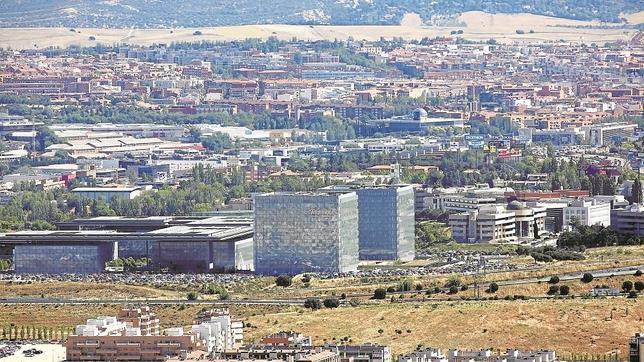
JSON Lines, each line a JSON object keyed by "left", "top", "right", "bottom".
{"left": 449, "top": 202, "right": 546, "bottom": 244}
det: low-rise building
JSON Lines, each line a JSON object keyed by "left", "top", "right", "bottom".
{"left": 66, "top": 307, "right": 242, "bottom": 361}
{"left": 630, "top": 333, "right": 644, "bottom": 362}
{"left": 71, "top": 186, "right": 147, "bottom": 202}
{"left": 562, "top": 199, "right": 611, "bottom": 229}
{"left": 611, "top": 204, "right": 644, "bottom": 235}
{"left": 449, "top": 201, "right": 546, "bottom": 244}
{"left": 399, "top": 348, "right": 556, "bottom": 362}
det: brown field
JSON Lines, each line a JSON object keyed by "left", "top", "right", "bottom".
{"left": 0, "top": 11, "right": 640, "bottom": 50}
{"left": 0, "top": 281, "right": 180, "bottom": 299}
{"left": 244, "top": 299, "right": 643, "bottom": 358}
{"left": 0, "top": 303, "right": 292, "bottom": 331}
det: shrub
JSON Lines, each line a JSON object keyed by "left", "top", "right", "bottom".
{"left": 301, "top": 274, "right": 311, "bottom": 283}
{"left": 340, "top": 293, "right": 347, "bottom": 299}
{"left": 386, "top": 286, "right": 397, "bottom": 293}
{"left": 581, "top": 273, "right": 594, "bottom": 283}
{"left": 634, "top": 281, "right": 644, "bottom": 292}
{"left": 445, "top": 276, "right": 462, "bottom": 288}
{"left": 193, "top": 30, "right": 203, "bottom": 35}
{"left": 622, "top": 280, "right": 633, "bottom": 292}
{"left": 531, "top": 252, "right": 553, "bottom": 262}
{"left": 275, "top": 275, "right": 292, "bottom": 287}
{"left": 88, "top": 36, "right": 96, "bottom": 41}
{"left": 186, "top": 291, "right": 199, "bottom": 300}
{"left": 460, "top": 285, "right": 468, "bottom": 291}
{"left": 323, "top": 298, "right": 340, "bottom": 308}
{"left": 487, "top": 283, "right": 499, "bottom": 293}
{"left": 415, "top": 284, "right": 423, "bottom": 291}
{"left": 547, "top": 285, "right": 559, "bottom": 295}
{"left": 304, "top": 298, "right": 322, "bottom": 310}
{"left": 516, "top": 29, "right": 525, "bottom": 34}
{"left": 549, "top": 276, "right": 560, "bottom": 284}
{"left": 399, "top": 279, "right": 413, "bottom": 292}
{"left": 373, "top": 288, "right": 387, "bottom": 300}
{"left": 559, "top": 285, "right": 570, "bottom": 296}
{"left": 627, "top": 291, "right": 638, "bottom": 299}
{"left": 635, "top": 270, "right": 642, "bottom": 277}
{"left": 448, "top": 286, "right": 459, "bottom": 294}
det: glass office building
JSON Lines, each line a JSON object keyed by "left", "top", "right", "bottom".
{"left": 254, "top": 192, "right": 359, "bottom": 275}
{"left": 14, "top": 243, "right": 114, "bottom": 274}
{"left": 356, "top": 185, "right": 415, "bottom": 261}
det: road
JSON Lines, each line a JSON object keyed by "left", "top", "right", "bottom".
{"left": 1, "top": 265, "right": 641, "bottom": 305}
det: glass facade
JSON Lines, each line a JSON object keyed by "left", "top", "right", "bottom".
{"left": 356, "top": 186, "right": 415, "bottom": 261}
{"left": 118, "top": 239, "right": 159, "bottom": 259}
{"left": 14, "top": 243, "right": 114, "bottom": 274}
{"left": 254, "top": 193, "right": 359, "bottom": 275}
{"left": 157, "top": 241, "right": 211, "bottom": 273}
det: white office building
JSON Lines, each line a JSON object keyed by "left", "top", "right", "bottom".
{"left": 562, "top": 199, "right": 611, "bottom": 228}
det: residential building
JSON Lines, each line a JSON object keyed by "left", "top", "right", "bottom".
{"left": 66, "top": 317, "right": 197, "bottom": 361}
{"left": 117, "top": 306, "right": 160, "bottom": 336}
{"left": 562, "top": 199, "right": 611, "bottom": 229}
{"left": 253, "top": 192, "right": 359, "bottom": 275}
{"left": 611, "top": 204, "right": 644, "bottom": 235}
{"left": 630, "top": 333, "right": 643, "bottom": 362}
{"left": 587, "top": 122, "right": 637, "bottom": 146}
{"left": 399, "top": 348, "right": 556, "bottom": 362}
{"left": 66, "top": 307, "right": 242, "bottom": 361}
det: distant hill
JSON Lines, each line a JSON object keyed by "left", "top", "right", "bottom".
{"left": 0, "top": 0, "right": 641, "bottom": 28}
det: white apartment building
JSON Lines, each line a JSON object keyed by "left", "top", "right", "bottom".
{"left": 190, "top": 314, "right": 239, "bottom": 353}
{"left": 562, "top": 199, "right": 611, "bottom": 228}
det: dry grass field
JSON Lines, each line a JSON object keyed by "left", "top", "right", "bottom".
{"left": 0, "top": 11, "right": 640, "bottom": 50}
{"left": 244, "top": 299, "right": 643, "bottom": 358}
{"left": 0, "top": 281, "right": 180, "bottom": 299}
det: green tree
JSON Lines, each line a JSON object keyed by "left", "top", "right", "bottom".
{"left": 373, "top": 288, "right": 387, "bottom": 299}
{"left": 304, "top": 298, "right": 322, "bottom": 310}
{"left": 630, "top": 177, "right": 642, "bottom": 204}
{"left": 275, "top": 275, "right": 292, "bottom": 287}
{"left": 622, "top": 280, "right": 633, "bottom": 292}
{"left": 323, "top": 298, "right": 340, "bottom": 308}
{"left": 581, "top": 273, "right": 594, "bottom": 283}
{"left": 487, "top": 283, "right": 499, "bottom": 293}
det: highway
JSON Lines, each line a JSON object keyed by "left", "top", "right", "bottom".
{"left": 1, "top": 265, "right": 641, "bottom": 306}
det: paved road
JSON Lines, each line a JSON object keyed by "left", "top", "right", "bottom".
{"left": 0, "top": 298, "right": 306, "bottom": 306}
{"left": 1, "top": 265, "right": 641, "bottom": 305}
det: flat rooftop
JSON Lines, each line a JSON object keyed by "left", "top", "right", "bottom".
{"left": 0, "top": 216, "right": 253, "bottom": 244}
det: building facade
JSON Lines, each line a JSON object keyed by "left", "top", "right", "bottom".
{"left": 254, "top": 193, "right": 359, "bottom": 275}
{"left": 611, "top": 204, "right": 644, "bottom": 235}
{"left": 562, "top": 199, "right": 611, "bottom": 228}
{"left": 356, "top": 186, "right": 415, "bottom": 261}
{"left": 13, "top": 242, "right": 115, "bottom": 274}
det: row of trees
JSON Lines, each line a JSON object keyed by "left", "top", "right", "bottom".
{"left": 558, "top": 222, "right": 643, "bottom": 249}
